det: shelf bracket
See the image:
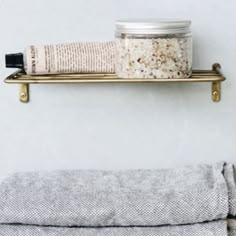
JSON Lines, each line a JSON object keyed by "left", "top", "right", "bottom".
{"left": 212, "top": 81, "right": 221, "bottom": 102}
{"left": 212, "top": 63, "right": 222, "bottom": 102}
{"left": 20, "top": 84, "right": 29, "bottom": 103}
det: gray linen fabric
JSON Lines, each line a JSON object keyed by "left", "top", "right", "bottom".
{"left": 0, "top": 221, "right": 228, "bottom": 236}
{"left": 228, "top": 219, "right": 236, "bottom": 236}
{"left": 0, "top": 162, "right": 229, "bottom": 227}
{"left": 229, "top": 230, "right": 236, "bottom": 236}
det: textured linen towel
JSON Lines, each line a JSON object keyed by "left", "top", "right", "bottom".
{"left": 0, "top": 162, "right": 235, "bottom": 236}
{"left": 229, "top": 230, "right": 236, "bottom": 236}
{"left": 228, "top": 218, "right": 236, "bottom": 236}
{"left": 0, "top": 162, "right": 232, "bottom": 227}
{"left": 0, "top": 221, "right": 228, "bottom": 236}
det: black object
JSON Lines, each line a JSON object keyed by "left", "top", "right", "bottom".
{"left": 5, "top": 53, "right": 24, "bottom": 69}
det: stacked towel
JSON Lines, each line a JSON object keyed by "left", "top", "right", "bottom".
{"left": 0, "top": 162, "right": 235, "bottom": 235}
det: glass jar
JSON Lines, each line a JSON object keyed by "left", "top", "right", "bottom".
{"left": 115, "top": 19, "right": 192, "bottom": 79}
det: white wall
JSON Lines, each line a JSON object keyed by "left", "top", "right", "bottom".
{"left": 0, "top": 0, "right": 235, "bottom": 177}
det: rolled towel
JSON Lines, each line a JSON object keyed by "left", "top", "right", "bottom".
{"left": 0, "top": 162, "right": 232, "bottom": 227}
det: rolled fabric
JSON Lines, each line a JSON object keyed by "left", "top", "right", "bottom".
{"left": 0, "top": 162, "right": 229, "bottom": 227}
{"left": 0, "top": 221, "right": 227, "bottom": 236}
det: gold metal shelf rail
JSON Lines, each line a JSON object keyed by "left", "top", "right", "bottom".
{"left": 4, "top": 63, "right": 225, "bottom": 103}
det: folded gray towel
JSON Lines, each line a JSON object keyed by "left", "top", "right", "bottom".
{"left": 0, "top": 221, "right": 227, "bottom": 236}
{"left": 0, "top": 162, "right": 234, "bottom": 227}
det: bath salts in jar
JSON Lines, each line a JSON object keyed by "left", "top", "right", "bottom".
{"left": 115, "top": 19, "right": 192, "bottom": 79}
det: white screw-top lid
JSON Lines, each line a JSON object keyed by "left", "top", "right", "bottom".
{"left": 115, "top": 19, "right": 191, "bottom": 35}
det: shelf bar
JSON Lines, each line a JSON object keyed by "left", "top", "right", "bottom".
{"left": 5, "top": 76, "right": 225, "bottom": 84}
{"left": 4, "top": 63, "right": 226, "bottom": 103}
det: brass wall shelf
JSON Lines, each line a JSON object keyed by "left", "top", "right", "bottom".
{"left": 4, "top": 63, "right": 225, "bottom": 103}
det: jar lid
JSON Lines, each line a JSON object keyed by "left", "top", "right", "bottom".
{"left": 115, "top": 19, "right": 191, "bottom": 35}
